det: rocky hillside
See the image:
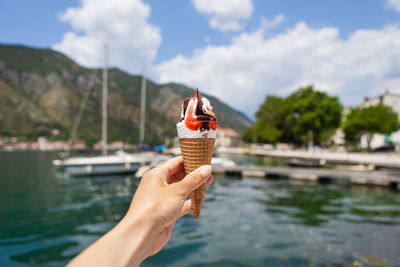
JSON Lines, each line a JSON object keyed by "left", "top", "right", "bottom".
{"left": 0, "top": 44, "right": 251, "bottom": 145}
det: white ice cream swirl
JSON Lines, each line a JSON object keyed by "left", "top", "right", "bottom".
{"left": 176, "top": 88, "right": 218, "bottom": 139}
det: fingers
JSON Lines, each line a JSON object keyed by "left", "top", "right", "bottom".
{"left": 179, "top": 199, "right": 192, "bottom": 217}
{"left": 206, "top": 175, "right": 214, "bottom": 185}
{"left": 160, "top": 156, "right": 184, "bottom": 177}
{"left": 166, "top": 169, "right": 186, "bottom": 184}
{"left": 156, "top": 157, "right": 215, "bottom": 186}
{"left": 146, "top": 157, "right": 183, "bottom": 186}
{"left": 179, "top": 190, "right": 210, "bottom": 218}
{"left": 172, "top": 173, "right": 213, "bottom": 186}
{"left": 173, "top": 165, "right": 212, "bottom": 197}
{"left": 179, "top": 176, "right": 214, "bottom": 218}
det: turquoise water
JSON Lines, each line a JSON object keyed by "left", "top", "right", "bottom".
{"left": 0, "top": 151, "right": 400, "bottom": 266}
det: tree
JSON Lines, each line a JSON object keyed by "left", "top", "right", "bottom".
{"left": 283, "top": 86, "right": 342, "bottom": 146}
{"left": 242, "top": 96, "right": 285, "bottom": 143}
{"left": 342, "top": 104, "right": 400, "bottom": 151}
{"left": 243, "top": 86, "right": 343, "bottom": 147}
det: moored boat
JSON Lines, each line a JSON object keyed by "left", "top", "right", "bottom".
{"left": 336, "top": 164, "right": 375, "bottom": 171}
{"left": 53, "top": 151, "right": 153, "bottom": 176}
{"left": 288, "top": 158, "right": 326, "bottom": 168}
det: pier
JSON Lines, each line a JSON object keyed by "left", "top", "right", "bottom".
{"left": 251, "top": 150, "right": 400, "bottom": 169}
{"left": 212, "top": 165, "right": 400, "bottom": 189}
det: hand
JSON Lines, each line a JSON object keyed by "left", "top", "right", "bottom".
{"left": 67, "top": 156, "right": 213, "bottom": 267}
{"left": 125, "top": 156, "right": 214, "bottom": 259}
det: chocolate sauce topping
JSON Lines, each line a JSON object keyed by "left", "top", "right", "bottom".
{"left": 178, "top": 88, "right": 217, "bottom": 131}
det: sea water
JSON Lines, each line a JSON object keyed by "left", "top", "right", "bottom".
{"left": 0, "top": 151, "right": 399, "bottom": 266}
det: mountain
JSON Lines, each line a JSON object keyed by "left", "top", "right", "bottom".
{"left": 0, "top": 44, "right": 251, "bottom": 145}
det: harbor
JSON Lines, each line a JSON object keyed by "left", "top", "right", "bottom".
{"left": 2, "top": 0, "right": 400, "bottom": 266}
{"left": 1, "top": 150, "right": 399, "bottom": 266}
{"left": 212, "top": 164, "right": 400, "bottom": 189}
{"left": 252, "top": 149, "right": 400, "bottom": 169}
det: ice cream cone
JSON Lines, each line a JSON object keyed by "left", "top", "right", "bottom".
{"left": 176, "top": 88, "right": 218, "bottom": 218}
{"left": 179, "top": 138, "right": 215, "bottom": 219}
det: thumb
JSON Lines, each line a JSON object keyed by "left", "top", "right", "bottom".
{"left": 174, "top": 165, "right": 212, "bottom": 197}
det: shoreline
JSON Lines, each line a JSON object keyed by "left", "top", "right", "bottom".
{"left": 213, "top": 164, "right": 400, "bottom": 190}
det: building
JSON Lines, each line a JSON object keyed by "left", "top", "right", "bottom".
{"left": 38, "top": 136, "right": 49, "bottom": 150}
{"left": 215, "top": 128, "right": 241, "bottom": 147}
{"left": 359, "top": 91, "right": 400, "bottom": 150}
{"left": 360, "top": 91, "right": 400, "bottom": 114}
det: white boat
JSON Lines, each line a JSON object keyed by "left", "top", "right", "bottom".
{"left": 211, "top": 157, "right": 236, "bottom": 167}
{"left": 53, "top": 151, "right": 153, "bottom": 176}
{"left": 336, "top": 164, "right": 375, "bottom": 171}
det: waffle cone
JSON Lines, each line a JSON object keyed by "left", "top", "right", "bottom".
{"left": 179, "top": 138, "right": 215, "bottom": 219}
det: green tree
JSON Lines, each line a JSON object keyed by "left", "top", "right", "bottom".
{"left": 243, "top": 86, "right": 342, "bottom": 146}
{"left": 342, "top": 104, "right": 400, "bottom": 151}
{"left": 283, "top": 86, "right": 343, "bottom": 146}
{"left": 242, "top": 96, "right": 285, "bottom": 143}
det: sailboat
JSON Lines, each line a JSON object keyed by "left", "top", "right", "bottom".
{"left": 53, "top": 44, "right": 153, "bottom": 176}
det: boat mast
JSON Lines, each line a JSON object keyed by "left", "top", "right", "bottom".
{"left": 139, "top": 67, "right": 146, "bottom": 147}
{"left": 102, "top": 43, "right": 108, "bottom": 155}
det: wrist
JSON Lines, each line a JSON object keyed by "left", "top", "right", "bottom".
{"left": 67, "top": 216, "right": 154, "bottom": 267}
{"left": 117, "top": 215, "right": 155, "bottom": 266}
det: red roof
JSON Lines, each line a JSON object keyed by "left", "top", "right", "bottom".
{"left": 217, "top": 128, "right": 240, "bottom": 138}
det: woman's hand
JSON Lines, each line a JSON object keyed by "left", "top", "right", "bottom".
{"left": 125, "top": 156, "right": 213, "bottom": 258}
{"left": 67, "top": 156, "right": 213, "bottom": 267}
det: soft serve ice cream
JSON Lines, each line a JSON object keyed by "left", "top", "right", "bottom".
{"left": 177, "top": 88, "right": 218, "bottom": 219}
{"left": 177, "top": 88, "right": 218, "bottom": 139}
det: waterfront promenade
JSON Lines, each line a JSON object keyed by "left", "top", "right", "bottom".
{"left": 253, "top": 150, "right": 400, "bottom": 169}
{"left": 215, "top": 147, "right": 400, "bottom": 169}
{"left": 212, "top": 165, "right": 400, "bottom": 189}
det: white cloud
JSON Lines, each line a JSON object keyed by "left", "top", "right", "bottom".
{"left": 191, "top": 0, "right": 253, "bottom": 31}
{"left": 260, "top": 14, "right": 285, "bottom": 30}
{"left": 53, "top": 0, "right": 161, "bottom": 74}
{"left": 387, "top": 0, "right": 400, "bottom": 12}
{"left": 155, "top": 22, "right": 400, "bottom": 118}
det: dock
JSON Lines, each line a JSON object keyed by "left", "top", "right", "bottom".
{"left": 251, "top": 150, "right": 400, "bottom": 169}
{"left": 212, "top": 165, "right": 400, "bottom": 190}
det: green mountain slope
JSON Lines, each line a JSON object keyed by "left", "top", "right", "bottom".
{"left": 0, "top": 44, "right": 251, "bottom": 145}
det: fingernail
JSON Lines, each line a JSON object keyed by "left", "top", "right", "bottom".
{"left": 200, "top": 165, "right": 212, "bottom": 177}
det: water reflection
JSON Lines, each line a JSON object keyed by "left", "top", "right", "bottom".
{"left": 1, "top": 152, "right": 400, "bottom": 266}
{"left": 0, "top": 156, "right": 140, "bottom": 266}
{"left": 254, "top": 182, "right": 400, "bottom": 226}
{"left": 143, "top": 242, "right": 207, "bottom": 266}
{"left": 256, "top": 183, "right": 345, "bottom": 226}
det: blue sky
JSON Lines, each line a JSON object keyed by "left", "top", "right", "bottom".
{"left": 1, "top": 0, "right": 398, "bottom": 62}
{"left": 1, "top": 0, "right": 400, "bottom": 118}
{"left": 148, "top": 0, "right": 400, "bottom": 63}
